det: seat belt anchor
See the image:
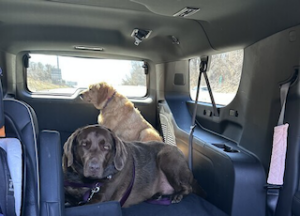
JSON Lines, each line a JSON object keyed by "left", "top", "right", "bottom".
{"left": 200, "top": 56, "right": 209, "bottom": 72}
{"left": 264, "top": 184, "right": 282, "bottom": 190}
{"left": 190, "top": 124, "right": 196, "bottom": 133}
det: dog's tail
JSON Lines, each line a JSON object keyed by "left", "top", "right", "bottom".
{"left": 192, "top": 179, "right": 207, "bottom": 198}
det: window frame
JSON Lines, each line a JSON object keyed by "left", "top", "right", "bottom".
{"left": 24, "top": 53, "right": 149, "bottom": 99}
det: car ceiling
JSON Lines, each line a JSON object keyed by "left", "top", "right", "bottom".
{"left": 0, "top": 0, "right": 300, "bottom": 63}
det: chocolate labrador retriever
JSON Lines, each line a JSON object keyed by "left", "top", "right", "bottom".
{"left": 63, "top": 125, "right": 204, "bottom": 207}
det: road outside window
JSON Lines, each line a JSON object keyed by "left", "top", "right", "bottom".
{"left": 190, "top": 50, "right": 244, "bottom": 105}
{"left": 27, "top": 54, "right": 147, "bottom": 97}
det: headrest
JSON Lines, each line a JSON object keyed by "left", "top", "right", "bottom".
{"left": 0, "top": 67, "right": 5, "bottom": 136}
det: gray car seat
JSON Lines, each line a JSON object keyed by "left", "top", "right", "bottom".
{"left": 1, "top": 79, "right": 61, "bottom": 216}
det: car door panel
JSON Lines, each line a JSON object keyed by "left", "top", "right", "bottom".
{"left": 159, "top": 100, "right": 266, "bottom": 216}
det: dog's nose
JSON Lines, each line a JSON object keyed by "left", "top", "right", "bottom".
{"left": 89, "top": 164, "right": 100, "bottom": 171}
{"left": 89, "top": 161, "right": 100, "bottom": 171}
{"left": 89, "top": 163, "right": 100, "bottom": 171}
{"left": 79, "top": 93, "right": 84, "bottom": 100}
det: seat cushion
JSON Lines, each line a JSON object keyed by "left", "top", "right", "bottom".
{"left": 122, "top": 194, "right": 228, "bottom": 216}
{"left": 65, "top": 201, "right": 122, "bottom": 216}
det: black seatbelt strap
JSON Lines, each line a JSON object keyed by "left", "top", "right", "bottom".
{"left": 188, "top": 58, "right": 204, "bottom": 170}
{"left": 202, "top": 69, "right": 218, "bottom": 117}
{"left": 266, "top": 81, "right": 291, "bottom": 216}
{"left": 189, "top": 56, "right": 216, "bottom": 170}
{"left": 278, "top": 82, "right": 291, "bottom": 126}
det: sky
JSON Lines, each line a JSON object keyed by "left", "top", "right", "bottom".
{"left": 30, "top": 54, "right": 134, "bottom": 88}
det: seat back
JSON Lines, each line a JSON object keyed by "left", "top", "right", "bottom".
{"left": 4, "top": 98, "right": 40, "bottom": 216}
{"left": 39, "top": 130, "right": 64, "bottom": 216}
{"left": 3, "top": 96, "right": 64, "bottom": 216}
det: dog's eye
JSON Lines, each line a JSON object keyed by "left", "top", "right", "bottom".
{"left": 89, "top": 87, "right": 94, "bottom": 93}
{"left": 100, "top": 140, "right": 110, "bottom": 150}
{"left": 81, "top": 142, "right": 90, "bottom": 148}
{"left": 103, "top": 145, "right": 110, "bottom": 150}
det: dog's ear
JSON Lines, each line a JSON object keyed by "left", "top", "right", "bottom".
{"left": 99, "top": 81, "right": 108, "bottom": 87}
{"left": 111, "top": 131, "right": 128, "bottom": 171}
{"left": 62, "top": 129, "right": 80, "bottom": 170}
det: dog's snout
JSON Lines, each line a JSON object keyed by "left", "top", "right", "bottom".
{"left": 83, "top": 157, "right": 103, "bottom": 178}
{"left": 79, "top": 93, "right": 84, "bottom": 100}
{"left": 89, "top": 160, "right": 100, "bottom": 171}
{"left": 79, "top": 91, "right": 87, "bottom": 100}
{"left": 79, "top": 91, "right": 91, "bottom": 102}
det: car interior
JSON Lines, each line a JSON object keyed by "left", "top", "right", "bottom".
{"left": 0, "top": 0, "right": 300, "bottom": 216}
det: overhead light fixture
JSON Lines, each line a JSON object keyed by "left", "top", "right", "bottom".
{"left": 74, "top": 46, "right": 104, "bottom": 51}
{"left": 173, "top": 7, "right": 200, "bottom": 17}
{"left": 131, "top": 29, "right": 152, "bottom": 46}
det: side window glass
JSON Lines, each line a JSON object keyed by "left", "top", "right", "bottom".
{"left": 190, "top": 50, "right": 244, "bottom": 105}
{"left": 27, "top": 54, "right": 147, "bottom": 97}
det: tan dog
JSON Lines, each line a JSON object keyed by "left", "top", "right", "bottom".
{"left": 80, "top": 82, "right": 162, "bottom": 142}
{"left": 63, "top": 125, "right": 203, "bottom": 207}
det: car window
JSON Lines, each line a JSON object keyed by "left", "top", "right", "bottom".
{"left": 27, "top": 54, "right": 147, "bottom": 97}
{"left": 189, "top": 49, "right": 244, "bottom": 105}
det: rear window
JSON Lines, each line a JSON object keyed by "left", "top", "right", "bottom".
{"left": 189, "top": 49, "right": 244, "bottom": 105}
{"left": 27, "top": 54, "right": 147, "bottom": 97}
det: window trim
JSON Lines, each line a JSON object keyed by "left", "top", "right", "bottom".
{"left": 24, "top": 53, "right": 149, "bottom": 99}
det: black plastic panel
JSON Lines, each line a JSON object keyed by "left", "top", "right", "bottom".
{"left": 162, "top": 96, "right": 266, "bottom": 216}
{"left": 292, "top": 192, "right": 300, "bottom": 216}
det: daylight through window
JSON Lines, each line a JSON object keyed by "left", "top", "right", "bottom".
{"left": 190, "top": 50, "right": 244, "bottom": 105}
{"left": 27, "top": 54, "right": 147, "bottom": 97}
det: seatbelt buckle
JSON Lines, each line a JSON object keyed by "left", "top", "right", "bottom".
{"left": 265, "top": 184, "right": 282, "bottom": 215}
{"left": 265, "top": 184, "right": 282, "bottom": 190}
{"left": 265, "top": 184, "right": 282, "bottom": 199}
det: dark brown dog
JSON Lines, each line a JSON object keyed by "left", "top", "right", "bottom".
{"left": 63, "top": 125, "right": 203, "bottom": 207}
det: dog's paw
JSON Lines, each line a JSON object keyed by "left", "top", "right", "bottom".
{"left": 171, "top": 194, "right": 183, "bottom": 203}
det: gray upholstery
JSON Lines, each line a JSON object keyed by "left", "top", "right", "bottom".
{"left": 0, "top": 81, "right": 4, "bottom": 129}
{"left": 39, "top": 130, "right": 64, "bottom": 216}
{"left": 65, "top": 202, "right": 122, "bottom": 216}
{"left": 1, "top": 0, "right": 300, "bottom": 63}
{"left": 4, "top": 98, "right": 40, "bottom": 216}
{"left": 3, "top": 91, "right": 63, "bottom": 216}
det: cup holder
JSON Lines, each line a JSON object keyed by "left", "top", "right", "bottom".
{"left": 212, "top": 143, "right": 239, "bottom": 153}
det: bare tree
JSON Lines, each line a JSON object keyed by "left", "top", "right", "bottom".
{"left": 27, "top": 62, "right": 53, "bottom": 82}
{"left": 189, "top": 50, "right": 243, "bottom": 93}
{"left": 121, "top": 61, "right": 146, "bottom": 86}
{"left": 27, "top": 61, "right": 71, "bottom": 91}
